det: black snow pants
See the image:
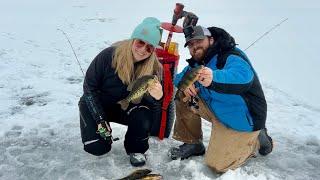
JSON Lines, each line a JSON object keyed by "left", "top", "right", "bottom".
{"left": 79, "top": 96, "right": 157, "bottom": 156}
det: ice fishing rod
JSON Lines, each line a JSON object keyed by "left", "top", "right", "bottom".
{"left": 57, "top": 28, "right": 119, "bottom": 142}
{"left": 57, "top": 29, "right": 85, "bottom": 77}
{"left": 244, "top": 18, "right": 288, "bottom": 51}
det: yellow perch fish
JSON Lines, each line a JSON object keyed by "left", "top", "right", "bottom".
{"left": 175, "top": 65, "right": 204, "bottom": 100}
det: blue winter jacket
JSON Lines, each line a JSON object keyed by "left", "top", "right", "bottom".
{"left": 174, "top": 48, "right": 266, "bottom": 132}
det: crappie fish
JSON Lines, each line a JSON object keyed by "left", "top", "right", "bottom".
{"left": 118, "top": 75, "right": 158, "bottom": 110}
{"left": 117, "top": 168, "right": 152, "bottom": 180}
{"left": 175, "top": 65, "right": 204, "bottom": 100}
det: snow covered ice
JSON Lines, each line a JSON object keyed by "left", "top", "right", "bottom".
{"left": 1, "top": 0, "right": 320, "bottom": 179}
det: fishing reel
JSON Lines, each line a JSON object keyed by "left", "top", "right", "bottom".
{"left": 96, "top": 121, "right": 119, "bottom": 143}
{"left": 188, "top": 96, "right": 199, "bottom": 109}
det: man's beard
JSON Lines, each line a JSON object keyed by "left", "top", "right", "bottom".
{"left": 192, "top": 47, "right": 208, "bottom": 62}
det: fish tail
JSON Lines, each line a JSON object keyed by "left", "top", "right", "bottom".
{"left": 118, "top": 99, "right": 130, "bottom": 110}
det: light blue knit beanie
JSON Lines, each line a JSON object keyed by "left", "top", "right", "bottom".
{"left": 131, "top": 17, "right": 161, "bottom": 47}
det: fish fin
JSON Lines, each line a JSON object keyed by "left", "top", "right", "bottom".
{"left": 131, "top": 96, "right": 143, "bottom": 104}
{"left": 174, "top": 92, "right": 180, "bottom": 101}
{"left": 145, "top": 91, "right": 150, "bottom": 97}
{"left": 153, "top": 75, "right": 159, "bottom": 82}
{"left": 117, "top": 99, "right": 130, "bottom": 110}
{"left": 127, "top": 81, "right": 135, "bottom": 91}
{"left": 141, "top": 173, "right": 163, "bottom": 180}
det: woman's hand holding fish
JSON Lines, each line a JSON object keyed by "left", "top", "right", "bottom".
{"left": 198, "top": 67, "right": 213, "bottom": 87}
{"left": 148, "top": 81, "right": 163, "bottom": 100}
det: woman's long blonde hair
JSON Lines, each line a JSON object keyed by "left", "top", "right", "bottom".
{"left": 112, "top": 39, "right": 162, "bottom": 85}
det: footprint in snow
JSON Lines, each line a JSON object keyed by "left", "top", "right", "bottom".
{"left": 19, "top": 92, "right": 49, "bottom": 106}
{"left": 66, "top": 76, "right": 83, "bottom": 84}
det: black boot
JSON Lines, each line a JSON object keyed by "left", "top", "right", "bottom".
{"left": 258, "top": 128, "right": 273, "bottom": 156}
{"left": 129, "top": 153, "right": 146, "bottom": 167}
{"left": 168, "top": 142, "right": 205, "bottom": 160}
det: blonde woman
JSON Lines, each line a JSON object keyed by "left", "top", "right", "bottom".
{"left": 79, "top": 17, "right": 163, "bottom": 167}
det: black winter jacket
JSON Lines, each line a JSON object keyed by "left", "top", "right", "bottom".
{"left": 80, "top": 47, "right": 162, "bottom": 124}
